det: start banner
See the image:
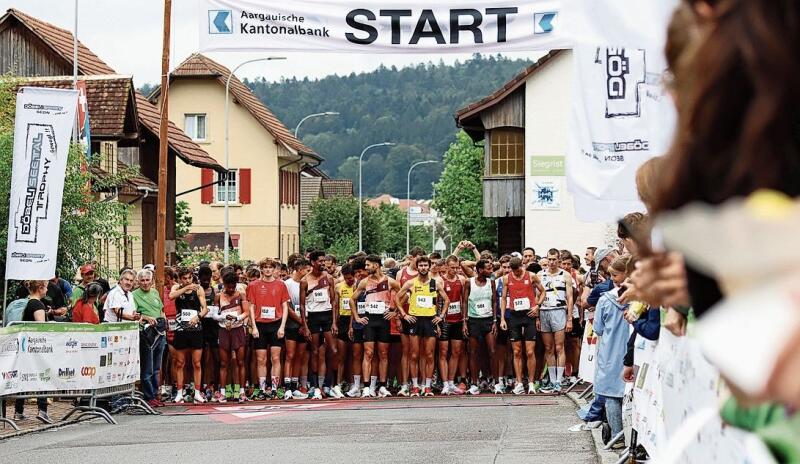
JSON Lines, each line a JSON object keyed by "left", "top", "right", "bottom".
{"left": 0, "top": 323, "right": 140, "bottom": 396}
{"left": 199, "top": 0, "right": 569, "bottom": 53}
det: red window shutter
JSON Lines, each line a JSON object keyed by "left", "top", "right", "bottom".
{"left": 293, "top": 172, "right": 298, "bottom": 205}
{"left": 240, "top": 168, "right": 251, "bottom": 204}
{"left": 201, "top": 168, "right": 213, "bottom": 204}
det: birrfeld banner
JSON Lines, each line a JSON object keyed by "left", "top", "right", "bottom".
{"left": 0, "top": 323, "right": 140, "bottom": 395}
{"left": 199, "top": 0, "right": 569, "bottom": 53}
{"left": 5, "top": 87, "right": 77, "bottom": 280}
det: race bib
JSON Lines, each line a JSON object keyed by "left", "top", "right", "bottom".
{"left": 513, "top": 297, "right": 531, "bottom": 311}
{"left": 260, "top": 306, "right": 276, "bottom": 319}
{"left": 475, "top": 301, "right": 491, "bottom": 317}
{"left": 447, "top": 302, "right": 461, "bottom": 315}
{"left": 545, "top": 293, "right": 559, "bottom": 307}
{"left": 312, "top": 289, "right": 327, "bottom": 303}
{"left": 221, "top": 309, "right": 238, "bottom": 320}
{"left": 366, "top": 302, "right": 386, "bottom": 314}
{"left": 205, "top": 305, "right": 219, "bottom": 318}
{"left": 357, "top": 302, "right": 367, "bottom": 315}
{"left": 167, "top": 318, "right": 178, "bottom": 331}
{"left": 416, "top": 295, "right": 434, "bottom": 309}
{"left": 340, "top": 299, "right": 351, "bottom": 311}
{"left": 181, "top": 309, "right": 198, "bottom": 322}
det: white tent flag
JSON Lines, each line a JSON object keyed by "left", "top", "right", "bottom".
{"left": 5, "top": 87, "right": 77, "bottom": 280}
{"left": 566, "top": 44, "right": 675, "bottom": 221}
{"left": 199, "top": 0, "right": 570, "bottom": 53}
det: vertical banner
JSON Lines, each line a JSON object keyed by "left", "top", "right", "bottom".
{"left": 5, "top": 87, "right": 77, "bottom": 280}
{"left": 577, "top": 319, "right": 597, "bottom": 383}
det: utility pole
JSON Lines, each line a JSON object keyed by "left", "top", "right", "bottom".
{"left": 154, "top": 0, "right": 171, "bottom": 292}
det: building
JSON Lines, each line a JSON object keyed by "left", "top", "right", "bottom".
{"left": 456, "top": 50, "right": 609, "bottom": 255}
{"left": 0, "top": 8, "right": 224, "bottom": 274}
{"left": 150, "top": 53, "right": 320, "bottom": 261}
{"left": 367, "top": 194, "right": 436, "bottom": 226}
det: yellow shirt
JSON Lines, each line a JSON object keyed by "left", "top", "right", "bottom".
{"left": 408, "top": 277, "right": 437, "bottom": 317}
{"left": 338, "top": 282, "right": 355, "bottom": 316}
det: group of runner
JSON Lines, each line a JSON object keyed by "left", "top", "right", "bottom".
{"left": 149, "top": 241, "right": 596, "bottom": 404}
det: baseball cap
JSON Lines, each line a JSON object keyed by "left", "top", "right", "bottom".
{"left": 79, "top": 263, "right": 95, "bottom": 275}
{"left": 510, "top": 252, "right": 522, "bottom": 259}
{"left": 143, "top": 264, "right": 155, "bottom": 271}
{"left": 594, "top": 248, "right": 614, "bottom": 265}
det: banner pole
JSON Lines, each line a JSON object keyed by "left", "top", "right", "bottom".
{"left": 154, "top": 0, "right": 172, "bottom": 293}
{"left": 2, "top": 279, "right": 7, "bottom": 318}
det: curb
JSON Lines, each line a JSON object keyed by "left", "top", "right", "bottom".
{"left": 566, "top": 391, "right": 622, "bottom": 464}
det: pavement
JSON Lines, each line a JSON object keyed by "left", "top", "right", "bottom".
{"left": 1, "top": 394, "right": 599, "bottom": 464}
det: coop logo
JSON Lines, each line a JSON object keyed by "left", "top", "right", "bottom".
{"left": 13, "top": 124, "right": 58, "bottom": 244}
{"left": 65, "top": 338, "right": 79, "bottom": 352}
{"left": 2, "top": 370, "right": 18, "bottom": 380}
{"left": 0, "top": 338, "right": 20, "bottom": 355}
{"left": 58, "top": 367, "right": 75, "bottom": 379}
{"left": 39, "top": 368, "right": 51, "bottom": 382}
{"left": 602, "top": 48, "right": 646, "bottom": 118}
{"left": 208, "top": 10, "right": 232, "bottom": 34}
{"left": 81, "top": 366, "right": 97, "bottom": 377}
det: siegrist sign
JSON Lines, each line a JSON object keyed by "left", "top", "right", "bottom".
{"left": 200, "top": 0, "right": 568, "bottom": 53}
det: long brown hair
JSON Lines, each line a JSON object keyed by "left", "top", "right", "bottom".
{"left": 653, "top": 0, "right": 800, "bottom": 213}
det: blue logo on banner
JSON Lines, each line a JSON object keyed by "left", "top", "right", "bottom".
{"left": 534, "top": 12, "right": 556, "bottom": 35}
{"left": 209, "top": 10, "right": 232, "bottom": 34}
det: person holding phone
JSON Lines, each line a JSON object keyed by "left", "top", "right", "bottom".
{"left": 213, "top": 270, "right": 248, "bottom": 403}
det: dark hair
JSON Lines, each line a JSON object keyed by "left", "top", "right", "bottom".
{"left": 164, "top": 266, "right": 177, "bottom": 280}
{"left": 198, "top": 265, "right": 212, "bottom": 279}
{"left": 280, "top": 263, "right": 288, "bottom": 272}
{"left": 246, "top": 267, "right": 261, "bottom": 279}
{"left": 559, "top": 249, "right": 572, "bottom": 260}
{"left": 526, "top": 263, "right": 542, "bottom": 274}
{"left": 547, "top": 248, "right": 559, "bottom": 257}
{"left": 409, "top": 246, "right": 426, "bottom": 257}
{"left": 522, "top": 247, "right": 535, "bottom": 255}
{"left": 509, "top": 257, "right": 522, "bottom": 270}
{"left": 340, "top": 263, "right": 354, "bottom": 276}
{"left": 82, "top": 283, "right": 104, "bottom": 304}
{"left": 352, "top": 257, "right": 367, "bottom": 272}
{"left": 365, "top": 255, "right": 382, "bottom": 266}
{"left": 617, "top": 212, "right": 650, "bottom": 239}
{"left": 176, "top": 266, "right": 193, "bottom": 277}
{"left": 222, "top": 271, "right": 238, "bottom": 286}
{"left": 475, "top": 259, "right": 492, "bottom": 271}
{"left": 325, "top": 255, "right": 337, "bottom": 263}
{"left": 287, "top": 253, "right": 303, "bottom": 269}
{"left": 415, "top": 255, "right": 431, "bottom": 266}
{"left": 654, "top": 0, "right": 800, "bottom": 213}
{"left": 292, "top": 258, "right": 310, "bottom": 271}
{"left": 445, "top": 255, "right": 459, "bottom": 264}
{"left": 232, "top": 263, "right": 243, "bottom": 272}
{"left": 309, "top": 250, "right": 326, "bottom": 263}
{"left": 429, "top": 252, "right": 442, "bottom": 260}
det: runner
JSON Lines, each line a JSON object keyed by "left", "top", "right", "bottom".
{"left": 249, "top": 259, "right": 291, "bottom": 399}
{"left": 439, "top": 255, "right": 466, "bottom": 395}
{"left": 213, "top": 270, "right": 248, "bottom": 403}
{"left": 284, "top": 258, "right": 311, "bottom": 400}
{"left": 395, "top": 246, "right": 425, "bottom": 396}
{"left": 300, "top": 250, "right": 340, "bottom": 399}
{"left": 463, "top": 259, "right": 498, "bottom": 395}
{"left": 561, "top": 251, "right": 584, "bottom": 385}
{"left": 169, "top": 266, "right": 208, "bottom": 403}
{"left": 396, "top": 256, "right": 450, "bottom": 397}
{"left": 344, "top": 259, "right": 369, "bottom": 397}
{"left": 350, "top": 255, "right": 400, "bottom": 398}
{"left": 492, "top": 255, "right": 512, "bottom": 395}
{"left": 198, "top": 265, "right": 219, "bottom": 396}
{"left": 334, "top": 263, "right": 357, "bottom": 393}
{"left": 500, "top": 257, "right": 545, "bottom": 395}
{"left": 522, "top": 247, "right": 536, "bottom": 267}
{"left": 537, "top": 249, "right": 574, "bottom": 393}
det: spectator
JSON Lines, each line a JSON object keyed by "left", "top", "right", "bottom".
{"left": 70, "top": 263, "right": 97, "bottom": 305}
{"left": 3, "top": 285, "right": 29, "bottom": 327}
{"left": 133, "top": 269, "right": 166, "bottom": 407}
{"left": 103, "top": 269, "right": 139, "bottom": 322}
{"left": 14, "top": 280, "right": 51, "bottom": 423}
{"left": 71, "top": 283, "right": 103, "bottom": 324}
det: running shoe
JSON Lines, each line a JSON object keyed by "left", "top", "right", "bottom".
{"left": 493, "top": 383, "right": 505, "bottom": 395}
{"left": 441, "top": 384, "right": 452, "bottom": 395}
{"left": 552, "top": 383, "right": 562, "bottom": 394}
{"left": 332, "top": 385, "right": 345, "bottom": 399}
{"left": 194, "top": 390, "right": 207, "bottom": 403}
{"left": 36, "top": 410, "right": 53, "bottom": 424}
{"left": 528, "top": 382, "right": 540, "bottom": 395}
{"left": 299, "top": 386, "right": 309, "bottom": 395}
{"left": 457, "top": 382, "right": 468, "bottom": 392}
{"left": 479, "top": 379, "right": 489, "bottom": 391}
{"left": 361, "top": 387, "right": 372, "bottom": 398}
{"left": 147, "top": 399, "right": 161, "bottom": 408}
{"left": 211, "top": 391, "right": 222, "bottom": 403}
{"left": 539, "top": 382, "right": 555, "bottom": 394}
{"left": 410, "top": 386, "right": 421, "bottom": 397}
{"left": 378, "top": 386, "right": 392, "bottom": 398}
{"left": 423, "top": 387, "right": 434, "bottom": 397}
{"left": 283, "top": 389, "right": 293, "bottom": 400}
{"left": 276, "top": 387, "right": 286, "bottom": 399}
{"left": 397, "top": 385, "right": 410, "bottom": 397}
{"left": 312, "top": 388, "right": 323, "bottom": 400}
{"left": 512, "top": 383, "right": 526, "bottom": 395}
{"left": 292, "top": 389, "right": 309, "bottom": 400}
{"left": 13, "top": 412, "right": 25, "bottom": 421}
{"left": 346, "top": 385, "right": 362, "bottom": 397}
{"left": 468, "top": 384, "right": 481, "bottom": 395}
{"left": 239, "top": 392, "right": 247, "bottom": 403}
{"left": 173, "top": 390, "right": 185, "bottom": 403}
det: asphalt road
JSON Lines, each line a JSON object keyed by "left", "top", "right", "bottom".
{"left": 0, "top": 395, "right": 597, "bottom": 464}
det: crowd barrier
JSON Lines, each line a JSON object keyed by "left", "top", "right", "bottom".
{"left": 0, "top": 322, "right": 156, "bottom": 431}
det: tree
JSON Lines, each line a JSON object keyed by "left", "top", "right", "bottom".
{"left": 0, "top": 78, "right": 134, "bottom": 282}
{"left": 175, "top": 200, "right": 193, "bottom": 254}
{"left": 433, "top": 131, "right": 497, "bottom": 251}
{"left": 301, "top": 197, "right": 382, "bottom": 256}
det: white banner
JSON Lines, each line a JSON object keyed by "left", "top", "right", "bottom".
{"left": 199, "top": 0, "right": 570, "bottom": 53}
{"left": 577, "top": 319, "right": 596, "bottom": 383}
{"left": 566, "top": 44, "right": 675, "bottom": 221}
{"left": 0, "top": 323, "right": 140, "bottom": 395}
{"left": 5, "top": 87, "right": 77, "bottom": 280}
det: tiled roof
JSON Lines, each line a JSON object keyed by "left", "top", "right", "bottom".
{"left": 300, "top": 176, "right": 323, "bottom": 220}
{"left": 135, "top": 92, "right": 224, "bottom": 172}
{"left": 367, "top": 194, "right": 431, "bottom": 213}
{"left": 165, "top": 53, "right": 318, "bottom": 158}
{"left": 455, "top": 50, "right": 564, "bottom": 123}
{"left": 91, "top": 161, "right": 158, "bottom": 196}
{"left": 321, "top": 179, "right": 353, "bottom": 199}
{"left": 3, "top": 8, "right": 116, "bottom": 75}
{"left": 15, "top": 75, "right": 134, "bottom": 137}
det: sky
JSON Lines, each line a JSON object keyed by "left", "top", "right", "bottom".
{"left": 2, "top": 0, "right": 546, "bottom": 86}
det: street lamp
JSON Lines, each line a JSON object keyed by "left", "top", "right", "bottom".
{"left": 295, "top": 112, "right": 340, "bottom": 138}
{"left": 358, "top": 142, "right": 395, "bottom": 251}
{"left": 406, "top": 160, "right": 438, "bottom": 256}
{"left": 224, "top": 56, "right": 286, "bottom": 264}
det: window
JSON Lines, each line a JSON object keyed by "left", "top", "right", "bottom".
{"left": 184, "top": 114, "right": 207, "bottom": 141}
{"left": 100, "top": 141, "right": 117, "bottom": 174}
{"left": 215, "top": 169, "right": 238, "bottom": 203}
{"left": 489, "top": 128, "right": 524, "bottom": 176}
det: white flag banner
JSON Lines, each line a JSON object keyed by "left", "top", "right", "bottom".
{"left": 199, "top": 0, "right": 570, "bottom": 53}
{"left": 566, "top": 44, "right": 675, "bottom": 221}
{"left": 5, "top": 87, "right": 77, "bottom": 280}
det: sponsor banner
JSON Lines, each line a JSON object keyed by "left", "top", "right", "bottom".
{"left": 577, "top": 319, "right": 596, "bottom": 383}
{"left": 5, "top": 87, "right": 78, "bottom": 280}
{"left": 199, "top": 0, "right": 569, "bottom": 53}
{"left": 0, "top": 323, "right": 139, "bottom": 395}
{"left": 530, "top": 176, "right": 561, "bottom": 210}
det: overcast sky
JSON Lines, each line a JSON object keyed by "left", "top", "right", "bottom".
{"left": 2, "top": 0, "right": 545, "bottom": 86}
